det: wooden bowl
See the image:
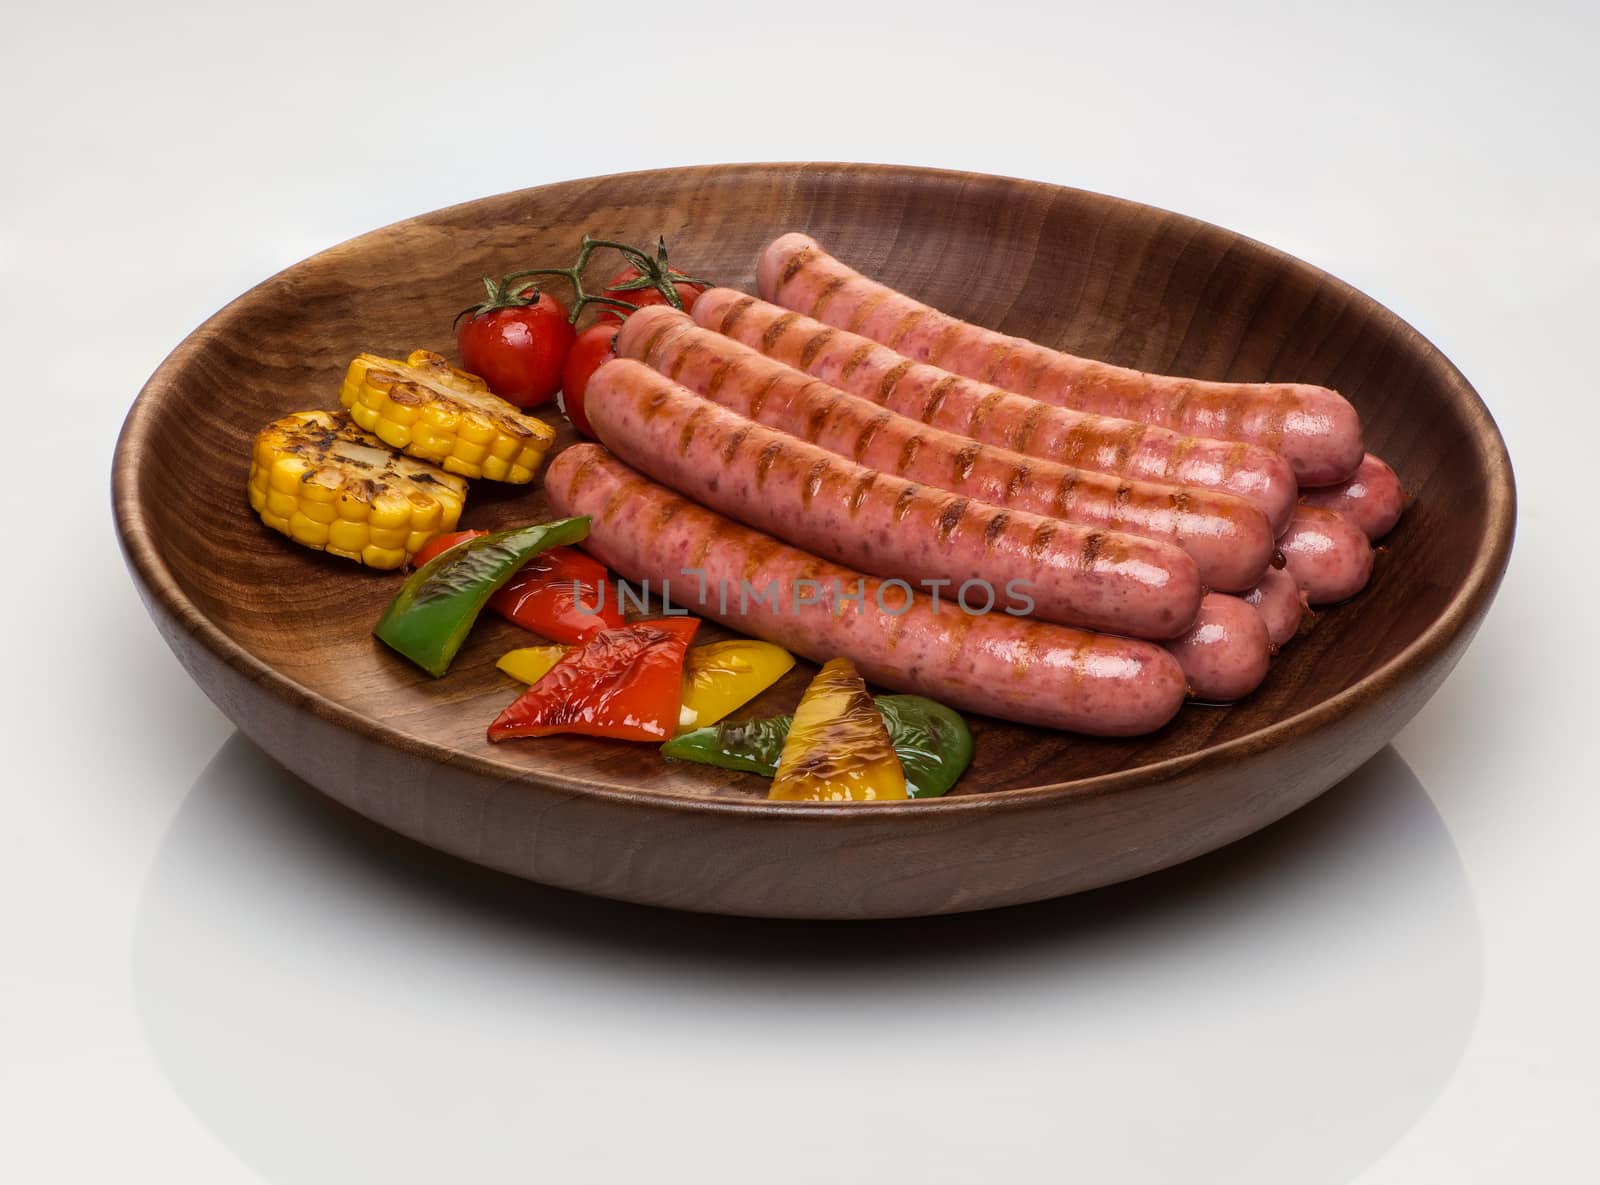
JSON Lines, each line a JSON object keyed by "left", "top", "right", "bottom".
{"left": 113, "top": 164, "right": 1515, "bottom": 919}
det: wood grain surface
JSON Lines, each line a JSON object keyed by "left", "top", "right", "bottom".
{"left": 112, "top": 163, "right": 1516, "bottom": 918}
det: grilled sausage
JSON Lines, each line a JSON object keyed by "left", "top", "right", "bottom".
{"left": 759, "top": 232, "right": 1364, "bottom": 485}
{"left": 1241, "top": 565, "right": 1306, "bottom": 649}
{"left": 584, "top": 359, "right": 1201, "bottom": 639}
{"left": 1299, "top": 453, "right": 1404, "bottom": 540}
{"left": 617, "top": 306, "right": 1274, "bottom": 592}
{"left": 1278, "top": 506, "right": 1375, "bottom": 605}
{"left": 545, "top": 444, "right": 1188, "bottom": 736}
{"left": 1164, "top": 593, "right": 1272, "bottom": 702}
{"left": 694, "top": 286, "right": 1298, "bottom": 533}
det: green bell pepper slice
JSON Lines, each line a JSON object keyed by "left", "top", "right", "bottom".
{"left": 374, "top": 517, "right": 589, "bottom": 677}
{"left": 660, "top": 692, "right": 973, "bottom": 798}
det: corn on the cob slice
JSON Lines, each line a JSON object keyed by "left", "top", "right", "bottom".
{"left": 247, "top": 410, "right": 468, "bottom": 570}
{"left": 339, "top": 349, "right": 556, "bottom": 483}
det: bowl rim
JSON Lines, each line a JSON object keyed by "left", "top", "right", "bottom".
{"left": 111, "top": 161, "right": 1518, "bottom": 820}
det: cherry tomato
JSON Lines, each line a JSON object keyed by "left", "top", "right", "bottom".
{"left": 456, "top": 289, "right": 575, "bottom": 409}
{"left": 559, "top": 323, "right": 618, "bottom": 439}
{"left": 599, "top": 264, "right": 706, "bottom": 319}
{"left": 411, "top": 530, "right": 487, "bottom": 569}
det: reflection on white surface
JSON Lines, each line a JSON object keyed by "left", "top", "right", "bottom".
{"left": 133, "top": 737, "right": 1480, "bottom": 1185}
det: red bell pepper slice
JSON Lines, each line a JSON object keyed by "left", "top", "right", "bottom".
{"left": 488, "top": 546, "right": 623, "bottom": 644}
{"left": 411, "top": 531, "right": 623, "bottom": 645}
{"left": 410, "top": 529, "right": 487, "bottom": 569}
{"left": 487, "top": 617, "right": 700, "bottom": 742}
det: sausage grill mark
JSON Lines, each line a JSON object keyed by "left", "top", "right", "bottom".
{"left": 1012, "top": 400, "right": 1049, "bottom": 452}
{"left": 636, "top": 322, "right": 674, "bottom": 370}
{"left": 881, "top": 600, "right": 914, "bottom": 651}
{"left": 970, "top": 390, "right": 1005, "bottom": 433}
{"left": 838, "top": 342, "right": 876, "bottom": 383}
{"left": 665, "top": 335, "right": 701, "bottom": 382}
{"left": 979, "top": 341, "right": 1019, "bottom": 385}
{"left": 801, "top": 457, "right": 831, "bottom": 506}
{"left": 760, "top": 313, "right": 799, "bottom": 355}
{"left": 690, "top": 526, "right": 715, "bottom": 572}
{"left": 718, "top": 295, "right": 758, "bottom": 338}
{"left": 938, "top": 607, "right": 978, "bottom": 666}
{"left": 1052, "top": 471, "right": 1080, "bottom": 517}
{"left": 807, "top": 276, "right": 848, "bottom": 320}
{"left": 1007, "top": 627, "right": 1040, "bottom": 678}
{"left": 891, "top": 484, "right": 919, "bottom": 523}
{"left": 952, "top": 441, "right": 981, "bottom": 483}
{"left": 748, "top": 373, "right": 784, "bottom": 421}
{"left": 981, "top": 510, "right": 1010, "bottom": 552}
{"left": 1028, "top": 520, "right": 1058, "bottom": 562}
{"left": 1222, "top": 441, "right": 1250, "bottom": 479}
{"left": 705, "top": 358, "right": 735, "bottom": 400}
{"left": 721, "top": 424, "right": 753, "bottom": 466}
{"left": 778, "top": 247, "right": 816, "bottom": 290}
{"left": 926, "top": 319, "right": 964, "bottom": 368}
{"left": 806, "top": 400, "right": 833, "bottom": 442}
{"left": 799, "top": 328, "right": 835, "bottom": 369}
{"left": 1080, "top": 531, "right": 1106, "bottom": 569}
{"left": 1006, "top": 462, "right": 1032, "bottom": 501}
{"left": 854, "top": 412, "right": 892, "bottom": 461}
{"left": 847, "top": 471, "right": 878, "bottom": 515}
{"left": 877, "top": 359, "right": 914, "bottom": 404}
{"left": 567, "top": 451, "right": 603, "bottom": 500}
{"left": 936, "top": 499, "right": 971, "bottom": 546}
{"left": 885, "top": 307, "right": 931, "bottom": 350}
{"left": 603, "top": 475, "right": 647, "bottom": 523}
{"left": 843, "top": 289, "right": 888, "bottom": 334}
{"left": 641, "top": 387, "right": 671, "bottom": 420}
{"left": 677, "top": 404, "right": 708, "bottom": 456}
{"left": 754, "top": 440, "right": 783, "bottom": 486}
{"left": 1263, "top": 391, "right": 1295, "bottom": 452}
{"left": 739, "top": 536, "right": 784, "bottom": 585}
{"left": 922, "top": 374, "right": 959, "bottom": 424}
{"left": 1059, "top": 422, "right": 1091, "bottom": 463}
{"left": 898, "top": 432, "right": 925, "bottom": 472}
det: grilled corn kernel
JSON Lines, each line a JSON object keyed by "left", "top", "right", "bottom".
{"left": 339, "top": 350, "right": 555, "bottom": 483}
{"left": 247, "top": 410, "right": 468, "bottom": 569}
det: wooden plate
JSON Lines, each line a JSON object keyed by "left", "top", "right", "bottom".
{"left": 112, "top": 163, "right": 1515, "bottom": 919}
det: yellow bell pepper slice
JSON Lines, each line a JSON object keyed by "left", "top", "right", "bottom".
{"left": 770, "top": 658, "right": 907, "bottom": 802}
{"left": 677, "top": 641, "right": 795, "bottom": 732}
{"left": 496, "top": 645, "right": 568, "bottom": 686}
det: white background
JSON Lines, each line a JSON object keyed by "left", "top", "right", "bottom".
{"left": 4, "top": 1, "right": 1597, "bottom": 1180}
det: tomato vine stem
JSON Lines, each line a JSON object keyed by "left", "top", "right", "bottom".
{"left": 461, "top": 234, "right": 714, "bottom": 327}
